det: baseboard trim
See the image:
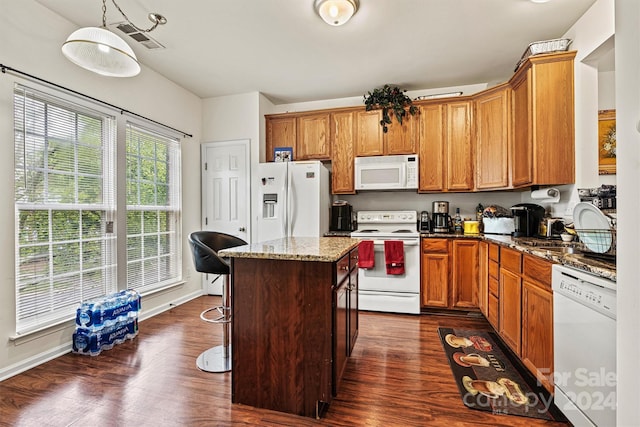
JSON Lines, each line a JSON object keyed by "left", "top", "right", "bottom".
{"left": 0, "top": 290, "right": 204, "bottom": 382}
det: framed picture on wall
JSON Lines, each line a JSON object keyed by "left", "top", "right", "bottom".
{"left": 598, "top": 109, "right": 616, "bottom": 175}
{"left": 274, "top": 147, "right": 293, "bottom": 162}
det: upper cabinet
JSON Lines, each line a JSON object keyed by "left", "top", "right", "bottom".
{"left": 354, "top": 110, "right": 417, "bottom": 157}
{"left": 511, "top": 51, "right": 576, "bottom": 187}
{"left": 263, "top": 50, "right": 576, "bottom": 194}
{"left": 331, "top": 111, "right": 356, "bottom": 194}
{"left": 297, "top": 112, "right": 331, "bottom": 160}
{"left": 266, "top": 116, "right": 296, "bottom": 162}
{"left": 475, "top": 84, "right": 511, "bottom": 190}
{"left": 418, "top": 100, "right": 474, "bottom": 192}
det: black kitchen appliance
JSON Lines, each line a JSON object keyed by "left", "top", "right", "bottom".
{"left": 420, "top": 211, "right": 431, "bottom": 232}
{"left": 432, "top": 201, "right": 451, "bottom": 233}
{"left": 330, "top": 201, "right": 354, "bottom": 232}
{"left": 511, "top": 203, "right": 545, "bottom": 237}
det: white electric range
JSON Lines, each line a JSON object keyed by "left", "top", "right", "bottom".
{"left": 351, "top": 210, "right": 420, "bottom": 314}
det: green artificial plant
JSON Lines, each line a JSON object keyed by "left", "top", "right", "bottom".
{"left": 363, "top": 84, "right": 418, "bottom": 133}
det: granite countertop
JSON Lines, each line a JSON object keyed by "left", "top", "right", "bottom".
{"left": 420, "top": 232, "right": 616, "bottom": 282}
{"left": 218, "top": 237, "right": 360, "bottom": 262}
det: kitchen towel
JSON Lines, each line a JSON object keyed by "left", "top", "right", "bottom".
{"left": 358, "top": 240, "right": 375, "bottom": 269}
{"left": 384, "top": 240, "right": 405, "bottom": 275}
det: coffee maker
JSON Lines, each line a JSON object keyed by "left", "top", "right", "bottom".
{"left": 511, "top": 203, "right": 545, "bottom": 237}
{"left": 330, "top": 201, "right": 354, "bottom": 232}
{"left": 432, "top": 201, "right": 451, "bottom": 233}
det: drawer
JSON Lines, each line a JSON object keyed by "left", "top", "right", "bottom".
{"left": 422, "top": 238, "right": 449, "bottom": 253}
{"left": 488, "top": 243, "right": 500, "bottom": 262}
{"left": 350, "top": 247, "right": 359, "bottom": 270}
{"left": 336, "top": 254, "right": 350, "bottom": 285}
{"left": 488, "top": 259, "right": 499, "bottom": 280}
{"left": 523, "top": 254, "right": 552, "bottom": 287}
{"left": 489, "top": 276, "right": 499, "bottom": 297}
{"left": 488, "top": 293, "right": 499, "bottom": 329}
{"left": 500, "top": 247, "right": 522, "bottom": 273}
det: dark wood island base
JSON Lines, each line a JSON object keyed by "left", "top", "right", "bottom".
{"left": 221, "top": 237, "right": 360, "bottom": 418}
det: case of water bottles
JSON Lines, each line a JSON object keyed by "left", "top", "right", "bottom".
{"left": 72, "top": 289, "right": 141, "bottom": 356}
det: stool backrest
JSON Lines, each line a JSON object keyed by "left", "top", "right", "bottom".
{"left": 188, "top": 231, "right": 247, "bottom": 275}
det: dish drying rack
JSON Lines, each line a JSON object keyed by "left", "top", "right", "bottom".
{"left": 575, "top": 228, "right": 616, "bottom": 262}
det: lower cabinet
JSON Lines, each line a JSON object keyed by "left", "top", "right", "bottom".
{"left": 481, "top": 244, "right": 554, "bottom": 394}
{"left": 333, "top": 247, "right": 359, "bottom": 396}
{"left": 521, "top": 255, "right": 554, "bottom": 392}
{"left": 420, "top": 238, "right": 479, "bottom": 310}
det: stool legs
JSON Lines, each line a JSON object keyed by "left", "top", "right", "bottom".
{"left": 197, "top": 274, "right": 232, "bottom": 373}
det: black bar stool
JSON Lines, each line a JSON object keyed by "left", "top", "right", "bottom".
{"left": 188, "top": 231, "right": 247, "bottom": 373}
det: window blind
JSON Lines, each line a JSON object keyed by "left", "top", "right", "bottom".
{"left": 14, "top": 85, "right": 117, "bottom": 334}
{"left": 125, "top": 123, "right": 182, "bottom": 293}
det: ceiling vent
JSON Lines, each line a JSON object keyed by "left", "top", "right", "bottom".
{"left": 109, "top": 21, "right": 165, "bottom": 50}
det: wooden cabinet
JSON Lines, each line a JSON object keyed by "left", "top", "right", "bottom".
{"left": 498, "top": 247, "right": 522, "bottom": 354}
{"left": 487, "top": 243, "right": 500, "bottom": 330}
{"left": 333, "top": 247, "right": 359, "bottom": 395}
{"left": 418, "top": 100, "right": 474, "bottom": 192}
{"left": 355, "top": 109, "right": 417, "bottom": 157}
{"left": 475, "top": 84, "right": 511, "bottom": 189}
{"left": 297, "top": 112, "right": 331, "bottom": 160}
{"left": 231, "top": 244, "right": 359, "bottom": 418}
{"left": 478, "top": 241, "right": 489, "bottom": 317}
{"left": 355, "top": 110, "right": 384, "bottom": 156}
{"left": 266, "top": 116, "right": 296, "bottom": 162}
{"left": 451, "top": 239, "right": 478, "bottom": 309}
{"left": 420, "top": 238, "right": 479, "bottom": 310}
{"left": 421, "top": 238, "right": 449, "bottom": 308}
{"left": 521, "top": 254, "right": 554, "bottom": 393}
{"left": 330, "top": 111, "right": 356, "bottom": 194}
{"left": 511, "top": 51, "right": 576, "bottom": 187}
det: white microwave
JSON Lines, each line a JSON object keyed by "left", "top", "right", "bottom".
{"left": 354, "top": 154, "right": 419, "bottom": 191}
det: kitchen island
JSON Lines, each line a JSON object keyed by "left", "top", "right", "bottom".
{"left": 219, "top": 237, "right": 360, "bottom": 418}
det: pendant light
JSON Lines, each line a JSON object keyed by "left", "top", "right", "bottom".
{"left": 62, "top": 0, "right": 166, "bottom": 77}
{"left": 314, "top": 0, "right": 358, "bottom": 26}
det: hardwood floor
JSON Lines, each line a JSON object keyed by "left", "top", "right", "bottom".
{"left": 0, "top": 296, "right": 567, "bottom": 426}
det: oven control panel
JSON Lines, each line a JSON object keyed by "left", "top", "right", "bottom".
{"left": 356, "top": 210, "right": 417, "bottom": 224}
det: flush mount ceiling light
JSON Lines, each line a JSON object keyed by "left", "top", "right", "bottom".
{"left": 314, "top": 0, "right": 358, "bottom": 26}
{"left": 61, "top": 0, "right": 166, "bottom": 77}
{"left": 530, "top": 0, "right": 551, "bottom": 3}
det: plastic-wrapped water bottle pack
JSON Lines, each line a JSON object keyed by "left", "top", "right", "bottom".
{"left": 72, "top": 290, "right": 141, "bottom": 356}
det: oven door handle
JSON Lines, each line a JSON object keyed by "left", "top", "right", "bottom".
{"left": 371, "top": 239, "right": 419, "bottom": 246}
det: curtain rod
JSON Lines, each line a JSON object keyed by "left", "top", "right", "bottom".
{"left": 0, "top": 63, "right": 193, "bottom": 139}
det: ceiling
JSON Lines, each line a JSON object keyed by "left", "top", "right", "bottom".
{"left": 36, "top": 0, "right": 597, "bottom": 104}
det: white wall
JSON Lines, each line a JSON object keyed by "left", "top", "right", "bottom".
{"left": 0, "top": 0, "right": 203, "bottom": 378}
{"left": 614, "top": 1, "right": 640, "bottom": 424}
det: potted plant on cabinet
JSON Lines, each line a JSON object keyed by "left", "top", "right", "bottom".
{"left": 363, "top": 84, "right": 418, "bottom": 133}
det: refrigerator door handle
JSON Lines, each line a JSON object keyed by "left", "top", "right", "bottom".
{"left": 288, "top": 173, "right": 296, "bottom": 236}
{"left": 282, "top": 170, "right": 288, "bottom": 238}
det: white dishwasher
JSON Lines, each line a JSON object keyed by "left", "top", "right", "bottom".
{"left": 552, "top": 264, "right": 616, "bottom": 427}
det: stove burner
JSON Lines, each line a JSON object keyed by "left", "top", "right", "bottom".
{"left": 357, "top": 229, "right": 379, "bottom": 233}
{"left": 393, "top": 229, "right": 414, "bottom": 233}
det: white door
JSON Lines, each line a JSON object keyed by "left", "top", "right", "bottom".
{"left": 201, "top": 140, "right": 250, "bottom": 294}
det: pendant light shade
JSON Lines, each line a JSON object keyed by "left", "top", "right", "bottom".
{"left": 62, "top": 26, "right": 140, "bottom": 77}
{"left": 315, "top": 0, "right": 358, "bottom": 26}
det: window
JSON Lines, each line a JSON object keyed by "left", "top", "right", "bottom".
{"left": 14, "top": 85, "right": 117, "bottom": 334}
{"left": 126, "top": 123, "right": 182, "bottom": 294}
{"left": 14, "top": 84, "right": 183, "bottom": 335}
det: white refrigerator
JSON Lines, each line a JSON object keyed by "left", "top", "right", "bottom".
{"left": 255, "top": 161, "right": 330, "bottom": 242}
